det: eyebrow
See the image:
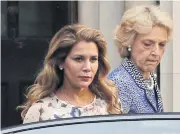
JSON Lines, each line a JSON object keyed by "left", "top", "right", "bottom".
{"left": 143, "top": 39, "right": 167, "bottom": 43}
{"left": 73, "top": 54, "right": 98, "bottom": 57}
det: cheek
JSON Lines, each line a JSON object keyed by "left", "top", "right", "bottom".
{"left": 160, "top": 49, "right": 165, "bottom": 57}
{"left": 63, "top": 65, "right": 80, "bottom": 84}
{"left": 155, "top": 49, "right": 165, "bottom": 62}
{"left": 64, "top": 67, "right": 75, "bottom": 79}
{"left": 64, "top": 62, "right": 79, "bottom": 76}
{"left": 132, "top": 49, "right": 150, "bottom": 62}
{"left": 92, "top": 63, "right": 98, "bottom": 74}
{"left": 131, "top": 45, "right": 145, "bottom": 57}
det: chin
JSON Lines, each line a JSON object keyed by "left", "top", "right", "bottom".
{"left": 145, "top": 65, "right": 157, "bottom": 72}
{"left": 145, "top": 68, "right": 156, "bottom": 73}
{"left": 81, "top": 84, "right": 91, "bottom": 89}
{"left": 78, "top": 83, "right": 91, "bottom": 89}
{"left": 74, "top": 79, "right": 93, "bottom": 89}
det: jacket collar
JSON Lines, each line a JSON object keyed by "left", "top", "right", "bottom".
{"left": 121, "top": 57, "right": 163, "bottom": 112}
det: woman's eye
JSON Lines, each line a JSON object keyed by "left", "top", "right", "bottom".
{"left": 143, "top": 43, "right": 152, "bottom": 47}
{"left": 91, "top": 57, "right": 98, "bottom": 63}
{"left": 159, "top": 43, "right": 166, "bottom": 47}
{"left": 74, "top": 57, "right": 83, "bottom": 62}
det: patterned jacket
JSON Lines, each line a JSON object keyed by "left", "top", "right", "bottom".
{"left": 108, "top": 58, "right": 164, "bottom": 114}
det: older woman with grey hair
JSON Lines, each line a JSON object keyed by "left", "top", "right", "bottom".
{"left": 108, "top": 5, "right": 173, "bottom": 113}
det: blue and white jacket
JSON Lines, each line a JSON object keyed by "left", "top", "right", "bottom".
{"left": 108, "top": 58, "right": 164, "bottom": 114}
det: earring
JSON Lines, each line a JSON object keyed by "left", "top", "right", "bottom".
{"left": 127, "top": 46, "right": 131, "bottom": 52}
{"left": 60, "top": 67, "right": 63, "bottom": 70}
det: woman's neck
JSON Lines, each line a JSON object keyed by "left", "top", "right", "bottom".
{"left": 56, "top": 85, "right": 95, "bottom": 107}
{"left": 142, "top": 72, "right": 151, "bottom": 79}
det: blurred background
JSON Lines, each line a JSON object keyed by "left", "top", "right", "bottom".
{"left": 1, "top": 0, "right": 180, "bottom": 128}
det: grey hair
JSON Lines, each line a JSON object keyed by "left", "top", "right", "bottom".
{"left": 114, "top": 5, "right": 173, "bottom": 58}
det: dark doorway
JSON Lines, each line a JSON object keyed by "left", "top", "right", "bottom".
{"left": 1, "top": 1, "right": 78, "bottom": 128}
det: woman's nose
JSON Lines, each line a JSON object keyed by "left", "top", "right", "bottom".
{"left": 82, "top": 61, "right": 91, "bottom": 72}
{"left": 151, "top": 44, "right": 160, "bottom": 55}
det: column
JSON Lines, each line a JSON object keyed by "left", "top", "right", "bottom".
{"left": 78, "top": 1, "right": 99, "bottom": 29}
{"left": 172, "top": 1, "right": 180, "bottom": 112}
{"left": 125, "top": 1, "right": 156, "bottom": 10}
{"left": 159, "top": 1, "right": 173, "bottom": 112}
{"left": 99, "top": 1, "right": 125, "bottom": 71}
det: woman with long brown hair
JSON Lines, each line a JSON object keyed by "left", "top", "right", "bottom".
{"left": 19, "top": 24, "right": 122, "bottom": 123}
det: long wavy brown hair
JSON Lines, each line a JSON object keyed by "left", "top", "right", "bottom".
{"left": 19, "top": 24, "right": 122, "bottom": 119}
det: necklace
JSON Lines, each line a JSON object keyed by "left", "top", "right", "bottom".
{"left": 57, "top": 86, "right": 95, "bottom": 106}
{"left": 145, "top": 75, "right": 154, "bottom": 91}
{"left": 63, "top": 91, "right": 95, "bottom": 107}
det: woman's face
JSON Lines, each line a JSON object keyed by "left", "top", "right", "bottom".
{"left": 130, "top": 26, "right": 168, "bottom": 78}
{"left": 61, "top": 41, "right": 99, "bottom": 89}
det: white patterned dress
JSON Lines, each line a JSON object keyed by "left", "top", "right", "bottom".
{"left": 23, "top": 94, "right": 108, "bottom": 124}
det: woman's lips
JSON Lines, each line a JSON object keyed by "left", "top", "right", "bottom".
{"left": 148, "top": 60, "right": 158, "bottom": 62}
{"left": 79, "top": 76, "right": 92, "bottom": 81}
{"left": 146, "top": 60, "right": 158, "bottom": 64}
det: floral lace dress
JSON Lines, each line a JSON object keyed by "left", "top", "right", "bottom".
{"left": 23, "top": 94, "right": 108, "bottom": 124}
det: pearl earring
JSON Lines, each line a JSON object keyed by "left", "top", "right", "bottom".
{"left": 60, "top": 67, "right": 63, "bottom": 70}
{"left": 127, "top": 46, "right": 131, "bottom": 52}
